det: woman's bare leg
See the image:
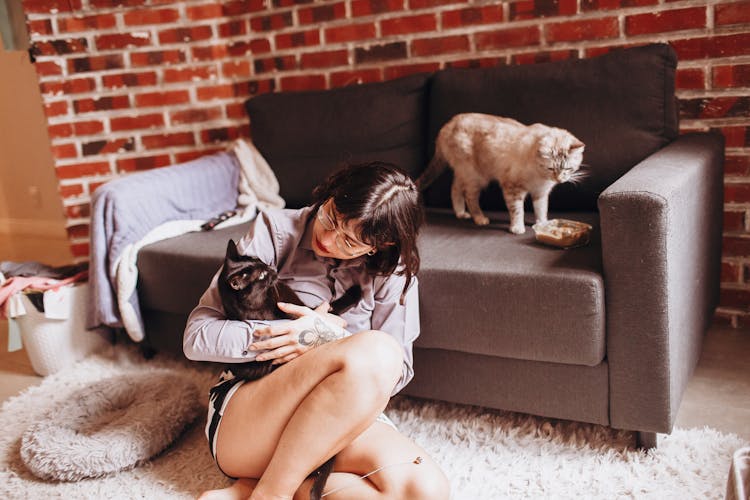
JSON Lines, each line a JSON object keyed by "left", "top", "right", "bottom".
{"left": 215, "top": 331, "right": 403, "bottom": 499}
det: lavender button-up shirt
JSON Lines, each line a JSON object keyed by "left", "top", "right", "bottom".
{"left": 183, "top": 206, "right": 420, "bottom": 394}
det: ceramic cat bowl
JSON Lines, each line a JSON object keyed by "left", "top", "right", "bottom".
{"left": 532, "top": 219, "right": 592, "bottom": 249}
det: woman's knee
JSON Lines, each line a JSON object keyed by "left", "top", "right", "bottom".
{"left": 401, "top": 463, "right": 451, "bottom": 500}
{"left": 338, "top": 330, "right": 403, "bottom": 393}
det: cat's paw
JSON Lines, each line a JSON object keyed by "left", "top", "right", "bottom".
{"left": 509, "top": 224, "right": 526, "bottom": 234}
{"left": 455, "top": 211, "right": 471, "bottom": 219}
{"left": 473, "top": 215, "right": 490, "bottom": 226}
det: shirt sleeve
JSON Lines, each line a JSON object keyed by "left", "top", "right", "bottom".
{"left": 182, "top": 213, "right": 286, "bottom": 363}
{"left": 370, "top": 273, "right": 420, "bottom": 396}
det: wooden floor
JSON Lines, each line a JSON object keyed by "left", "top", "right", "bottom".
{"left": 1, "top": 232, "right": 749, "bottom": 442}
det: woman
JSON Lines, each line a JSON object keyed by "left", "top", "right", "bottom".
{"left": 184, "top": 161, "right": 450, "bottom": 500}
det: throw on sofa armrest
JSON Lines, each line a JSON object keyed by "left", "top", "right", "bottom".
{"left": 88, "top": 151, "right": 240, "bottom": 330}
{"left": 598, "top": 132, "right": 724, "bottom": 434}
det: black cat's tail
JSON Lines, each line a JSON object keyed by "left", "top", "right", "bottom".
{"left": 309, "top": 455, "right": 336, "bottom": 500}
{"left": 330, "top": 285, "right": 362, "bottom": 315}
{"left": 416, "top": 148, "right": 448, "bottom": 191}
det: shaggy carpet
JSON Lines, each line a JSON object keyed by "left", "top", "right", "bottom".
{"left": 1, "top": 344, "right": 746, "bottom": 499}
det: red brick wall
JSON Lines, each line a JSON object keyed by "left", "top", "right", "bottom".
{"left": 22, "top": 0, "right": 750, "bottom": 326}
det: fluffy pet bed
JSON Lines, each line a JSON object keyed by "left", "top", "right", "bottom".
{"left": 20, "top": 371, "right": 202, "bottom": 481}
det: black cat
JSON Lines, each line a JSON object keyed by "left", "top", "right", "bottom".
{"left": 217, "top": 239, "right": 360, "bottom": 500}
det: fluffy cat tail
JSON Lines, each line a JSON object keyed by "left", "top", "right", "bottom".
{"left": 416, "top": 150, "right": 448, "bottom": 191}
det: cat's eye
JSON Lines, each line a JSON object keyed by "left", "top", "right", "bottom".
{"left": 258, "top": 271, "right": 267, "bottom": 280}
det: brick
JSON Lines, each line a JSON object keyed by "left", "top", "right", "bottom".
{"left": 411, "top": 35, "right": 469, "bottom": 57}
{"left": 715, "top": 1, "right": 750, "bottom": 27}
{"left": 110, "top": 113, "right": 164, "bottom": 131}
{"left": 227, "top": 41, "right": 254, "bottom": 57}
{"left": 48, "top": 123, "right": 74, "bottom": 139}
{"left": 27, "top": 19, "right": 53, "bottom": 36}
{"left": 351, "top": 0, "right": 404, "bottom": 17}
{"left": 34, "top": 61, "right": 63, "bottom": 77}
{"left": 226, "top": 102, "right": 249, "bottom": 120}
{"left": 163, "top": 66, "right": 218, "bottom": 83}
{"left": 722, "top": 261, "right": 742, "bottom": 283}
{"left": 272, "top": 0, "right": 315, "bottom": 6}
{"left": 44, "top": 100, "right": 69, "bottom": 118}
{"left": 384, "top": 62, "right": 440, "bottom": 80}
{"left": 222, "top": 61, "right": 252, "bottom": 78}
{"left": 511, "top": 0, "right": 577, "bottom": 20}
{"left": 280, "top": 74, "right": 326, "bottom": 91}
{"left": 96, "top": 33, "right": 152, "bottom": 50}
{"left": 73, "top": 120, "right": 105, "bottom": 135}
{"left": 723, "top": 236, "right": 750, "bottom": 258}
{"left": 102, "top": 71, "right": 158, "bottom": 89}
{"left": 671, "top": 34, "right": 750, "bottom": 60}
{"left": 170, "top": 107, "right": 224, "bottom": 125}
{"left": 724, "top": 211, "right": 746, "bottom": 232}
{"left": 187, "top": 3, "right": 224, "bottom": 20}
{"left": 135, "top": 90, "right": 190, "bottom": 107}
{"left": 42, "top": 79, "right": 96, "bottom": 95}
{"left": 223, "top": 0, "right": 266, "bottom": 16}
{"left": 249, "top": 39, "right": 272, "bottom": 54}
{"left": 68, "top": 55, "right": 124, "bottom": 74}
{"left": 254, "top": 55, "right": 297, "bottom": 74}
{"left": 196, "top": 84, "right": 235, "bottom": 101}
{"left": 410, "top": 0, "right": 466, "bottom": 8}
{"left": 193, "top": 45, "right": 229, "bottom": 61}
{"left": 175, "top": 148, "right": 224, "bottom": 163}
{"left": 74, "top": 95, "right": 130, "bottom": 113}
{"left": 24, "top": 0, "right": 81, "bottom": 13}
{"left": 475, "top": 26, "right": 540, "bottom": 50}
{"left": 219, "top": 20, "right": 249, "bottom": 38}
{"left": 300, "top": 49, "right": 349, "bottom": 69}
{"left": 713, "top": 64, "right": 750, "bottom": 89}
{"left": 201, "top": 126, "right": 241, "bottom": 144}
{"left": 233, "top": 79, "right": 275, "bottom": 97}
{"left": 32, "top": 38, "right": 88, "bottom": 56}
{"left": 581, "top": 0, "right": 657, "bottom": 9}
{"left": 625, "top": 7, "right": 706, "bottom": 36}
{"left": 719, "top": 287, "right": 750, "bottom": 311}
{"left": 680, "top": 97, "right": 750, "bottom": 120}
{"left": 70, "top": 242, "right": 90, "bottom": 259}
{"left": 448, "top": 56, "right": 506, "bottom": 68}
{"left": 59, "top": 184, "right": 85, "bottom": 198}
{"left": 725, "top": 184, "right": 750, "bottom": 204}
{"left": 82, "top": 137, "right": 135, "bottom": 156}
{"left": 354, "top": 42, "right": 407, "bottom": 64}
{"left": 141, "top": 132, "right": 195, "bottom": 149}
{"left": 58, "top": 14, "right": 117, "bottom": 32}
{"left": 714, "top": 126, "right": 749, "bottom": 148}
{"left": 130, "top": 50, "right": 187, "bottom": 67}
{"left": 725, "top": 155, "right": 750, "bottom": 176}
{"left": 56, "top": 161, "right": 110, "bottom": 179}
{"left": 441, "top": 5, "right": 503, "bottom": 28}
{"left": 117, "top": 155, "right": 171, "bottom": 172}
{"left": 90, "top": 0, "right": 145, "bottom": 8}
{"left": 64, "top": 202, "right": 90, "bottom": 219}
{"left": 545, "top": 18, "right": 618, "bottom": 43}
{"left": 250, "top": 12, "right": 294, "bottom": 32}
{"left": 512, "top": 49, "right": 578, "bottom": 65}
{"left": 381, "top": 14, "right": 437, "bottom": 36}
{"left": 52, "top": 143, "right": 78, "bottom": 160}
{"left": 331, "top": 69, "right": 382, "bottom": 87}
{"left": 676, "top": 68, "right": 705, "bottom": 90}
{"left": 66, "top": 224, "right": 89, "bottom": 239}
{"left": 123, "top": 8, "right": 180, "bottom": 25}
{"left": 325, "top": 23, "right": 376, "bottom": 43}
{"left": 276, "top": 30, "right": 321, "bottom": 50}
{"left": 158, "top": 26, "right": 213, "bottom": 44}
{"left": 298, "top": 3, "right": 346, "bottom": 24}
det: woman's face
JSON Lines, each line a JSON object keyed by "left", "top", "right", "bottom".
{"left": 312, "top": 199, "right": 375, "bottom": 260}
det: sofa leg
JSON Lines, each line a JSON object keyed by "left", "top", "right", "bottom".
{"left": 636, "top": 431, "right": 657, "bottom": 450}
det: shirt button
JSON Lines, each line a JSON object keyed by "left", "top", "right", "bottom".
{"left": 242, "top": 350, "right": 249, "bottom": 356}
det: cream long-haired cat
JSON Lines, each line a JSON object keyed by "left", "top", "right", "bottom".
{"left": 417, "top": 113, "right": 585, "bottom": 234}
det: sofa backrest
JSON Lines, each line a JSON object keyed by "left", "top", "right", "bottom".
{"left": 245, "top": 73, "right": 429, "bottom": 208}
{"left": 424, "top": 43, "right": 679, "bottom": 212}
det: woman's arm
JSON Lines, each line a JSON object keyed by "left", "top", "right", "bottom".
{"left": 371, "top": 274, "right": 420, "bottom": 395}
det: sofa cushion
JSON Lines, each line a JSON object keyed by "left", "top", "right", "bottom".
{"left": 245, "top": 73, "right": 430, "bottom": 208}
{"left": 416, "top": 209, "right": 605, "bottom": 367}
{"left": 424, "top": 43, "right": 679, "bottom": 212}
{"left": 137, "top": 222, "right": 253, "bottom": 316}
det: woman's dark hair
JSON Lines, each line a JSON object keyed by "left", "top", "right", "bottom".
{"left": 312, "top": 161, "right": 424, "bottom": 303}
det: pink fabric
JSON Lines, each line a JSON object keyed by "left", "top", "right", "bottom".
{"left": 0, "top": 271, "right": 88, "bottom": 319}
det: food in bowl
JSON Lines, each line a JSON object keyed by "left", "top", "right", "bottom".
{"left": 532, "top": 219, "right": 592, "bottom": 248}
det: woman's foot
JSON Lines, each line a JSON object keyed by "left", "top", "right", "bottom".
{"left": 198, "top": 478, "right": 257, "bottom": 500}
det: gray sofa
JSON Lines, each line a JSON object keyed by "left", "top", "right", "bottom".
{"left": 118, "top": 43, "right": 724, "bottom": 447}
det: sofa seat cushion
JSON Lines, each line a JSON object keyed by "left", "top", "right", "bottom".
{"left": 137, "top": 222, "right": 253, "bottom": 315}
{"left": 417, "top": 209, "right": 605, "bottom": 367}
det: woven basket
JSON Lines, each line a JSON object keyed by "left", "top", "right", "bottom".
{"left": 11, "top": 284, "right": 111, "bottom": 376}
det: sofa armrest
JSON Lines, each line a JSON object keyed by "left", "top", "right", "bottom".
{"left": 88, "top": 151, "right": 240, "bottom": 329}
{"left": 597, "top": 132, "right": 724, "bottom": 434}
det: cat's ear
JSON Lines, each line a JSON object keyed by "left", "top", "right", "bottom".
{"left": 570, "top": 141, "right": 585, "bottom": 152}
{"left": 226, "top": 239, "right": 240, "bottom": 260}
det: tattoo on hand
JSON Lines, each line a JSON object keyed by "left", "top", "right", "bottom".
{"left": 298, "top": 318, "right": 346, "bottom": 347}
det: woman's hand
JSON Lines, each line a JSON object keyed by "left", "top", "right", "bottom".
{"left": 249, "top": 302, "right": 350, "bottom": 365}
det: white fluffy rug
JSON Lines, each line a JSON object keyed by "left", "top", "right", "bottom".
{"left": 1, "top": 344, "right": 745, "bottom": 499}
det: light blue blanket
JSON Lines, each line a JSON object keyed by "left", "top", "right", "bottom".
{"left": 87, "top": 152, "right": 240, "bottom": 331}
